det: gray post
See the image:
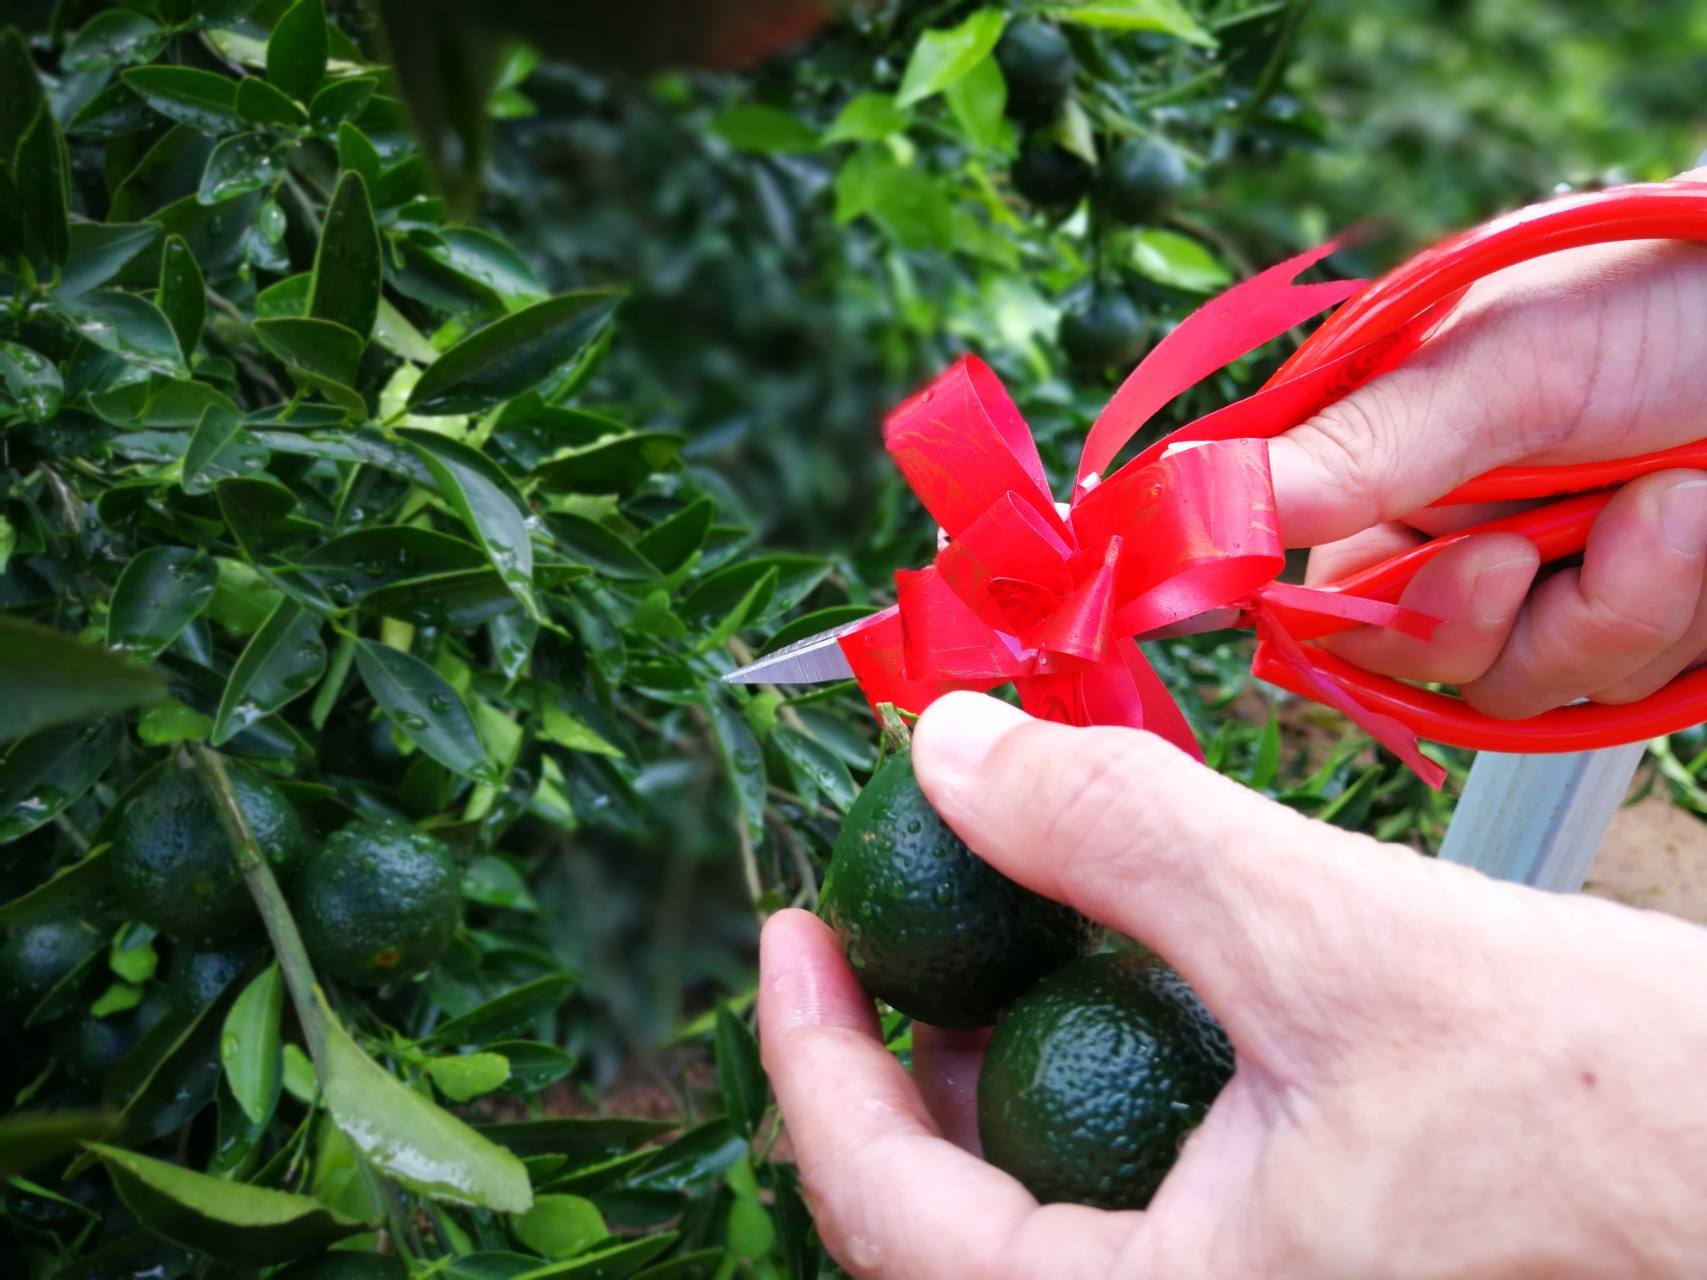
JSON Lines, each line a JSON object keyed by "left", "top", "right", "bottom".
{"left": 1436, "top": 743, "right": 1647, "bottom": 891}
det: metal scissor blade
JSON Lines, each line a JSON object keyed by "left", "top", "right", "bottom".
{"left": 721, "top": 625, "right": 858, "bottom": 685}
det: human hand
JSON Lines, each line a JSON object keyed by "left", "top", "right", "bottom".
{"left": 759, "top": 694, "right": 1707, "bottom": 1278}
{"left": 1270, "top": 187, "right": 1707, "bottom": 718}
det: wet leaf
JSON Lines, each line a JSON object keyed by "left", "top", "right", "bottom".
{"left": 252, "top": 315, "right": 363, "bottom": 387}
{"left": 408, "top": 290, "right": 623, "bottom": 414}
{"left": 53, "top": 290, "right": 189, "bottom": 379}
{"left": 16, "top": 103, "right": 70, "bottom": 274}
{"left": 532, "top": 432, "right": 682, "bottom": 496}
{"left": 57, "top": 222, "right": 161, "bottom": 298}
{"left": 309, "top": 171, "right": 381, "bottom": 340}
{"left": 319, "top": 994, "right": 532, "bottom": 1213}
{"left": 774, "top": 727, "right": 858, "bottom": 810}
{"left": 703, "top": 691, "right": 765, "bottom": 841}
{"left": 547, "top": 513, "right": 659, "bottom": 580}
{"left": 425, "top": 971, "right": 576, "bottom": 1044}
{"left": 404, "top": 430, "right": 540, "bottom": 619}
{"left": 235, "top": 76, "right": 308, "bottom": 128}
{"left": 634, "top": 498, "right": 714, "bottom": 574}
{"left": 198, "top": 131, "right": 279, "bottom": 204}
{"left": 354, "top": 639, "right": 498, "bottom": 782}
{"left": 485, "top": 1041, "right": 575, "bottom": 1091}
{"left": 157, "top": 235, "right": 206, "bottom": 356}
{"left": 137, "top": 697, "right": 216, "bottom": 745}
{"left": 474, "top": 1116, "right": 675, "bottom": 1159}
{"left": 0, "top": 341, "right": 63, "bottom": 422}
{"left": 184, "top": 404, "right": 270, "bottom": 493}
{"left": 311, "top": 76, "right": 377, "bottom": 131}
{"left": 221, "top": 964, "right": 283, "bottom": 1127}
{"left": 268, "top": 0, "right": 330, "bottom": 102}
{"left": 87, "top": 1142, "right": 365, "bottom": 1263}
{"left": 518, "top": 1235, "right": 679, "bottom": 1279}
{"left": 121, "top": 66, "right": 244, "bottom": 133}
{"left": 0, "top": 719, "right": 123, "bottom": 844}
{"left": 514, "top": 1194, "right": 606, "bottom": 1259}
{"left": 107, "top": 546, "right": 219, "bottom": 660}
{"left": 211, "top": 600, "right": 326, "bottom": 745}
{"left": 424, "top": 1052, "right": 511, "bottom": 1102}
{"left": 62, "top": 11, "right": 167, "bottom": 72}
{"left": 0, "top": 1113, "right": 115, "bottom": 1180}
{"left": 896, "top": 9, "right": 1007, "bottom": 107}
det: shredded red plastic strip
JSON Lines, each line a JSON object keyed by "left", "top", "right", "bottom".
{"left": 838, "top": 180, "right": 1707, "bottom": 787}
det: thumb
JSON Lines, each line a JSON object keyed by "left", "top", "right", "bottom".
{"left": 910, "top": 692, "right": 1507, "bottom": 1072}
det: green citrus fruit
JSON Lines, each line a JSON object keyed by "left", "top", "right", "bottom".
{"left": 1058, "top": 292, "right": 1147, "bottom": 371}
{"left": 1012, "top": 139, "right": 1092, "bottom": 209}
{"left": 109, "top": 765, "right": 306, "bottom": 944}
{"left": 295, "top": 817, "right": 463, "bottom": 987}
{"left": 0, "top": 918, "right": 101, "bottom": 1015}
{"left": 1096, "top": 136, "right": 1189, "bottom": 225}
{"left": 60, "top": 988, "right": 169, "bottom": 1086}
{"left": 977, "top": 950, "right": 1234, "bottom": 1209}
{"left": 995, "top": 18, "right": 1075, "bottom": 125}
{"left": 817, "top": 750, "right": 1101, "bottom": 1028}
{"left": 163, "top": 943, "right": 262, "bottom": 1012}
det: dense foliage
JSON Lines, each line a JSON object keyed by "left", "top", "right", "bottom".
{"left": 2, "top": 0, "right": 1701, "bottom": 1276}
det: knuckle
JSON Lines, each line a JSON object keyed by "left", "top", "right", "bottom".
{"left": 1294, "top": 394, "right": 1403, "bottom": 520}
{"left": 1576, "top": 583, "right": 1689, "bottom": 653}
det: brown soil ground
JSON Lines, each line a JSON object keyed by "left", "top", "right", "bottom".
{"left": 1587, "top": 782, "right": 1707, "bottom": 924}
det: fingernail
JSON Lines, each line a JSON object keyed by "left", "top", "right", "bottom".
{"left": 1470, "top": 555, "right": 1537, "bottom": 627}
{"left": 915, "top": 692, "right": 1029, "bottom": 782}
{"left": 1661, "top": 480, "right": 1707, "bottom": 555}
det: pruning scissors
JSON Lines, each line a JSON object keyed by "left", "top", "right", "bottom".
{"left": 724, "top": 180, "right": 1707, "bottom": 766}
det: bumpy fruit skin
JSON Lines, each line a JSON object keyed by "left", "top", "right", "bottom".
{"left": 110, "top": 765, "right": 306, "bottom": 944}
{"left": 978, "top": 950, "right": 1234, "bottom": 1209}
{"left": 1012, "top": 140, "right": 1092, "bottom": 210}
{"left": 164, "top": 943, "right": 262, "bottom": 1012}
{"left": 1097, "top": 136, "right": 1189, "bottom": 225}
{"left": 295, "top": 817, "right": 462, "bottom": 987}
{"left": 1058, "top": 292, "right": 1147, "bottom": 371}
{"left": 995, "top": 18, "right": 1075, "bottom": 125}
{"left": 273, "top": 1253, "right": 408, "bottom": 1280}
{"left": 60, "top": 988, "right": 169, "bottom": 1085}
{"left": 0, "top": 919, "right": 101, "bottom": 1014}
{"left": 818, "top": 750, "right": 1101, "bottom": 1028}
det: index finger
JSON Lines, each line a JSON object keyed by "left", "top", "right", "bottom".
{"left": 758, "top": 909, "right": 1139, "bottom": 1280}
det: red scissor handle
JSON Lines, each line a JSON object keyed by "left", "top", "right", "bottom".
{"left": 1257, "top": 179, "right": 1707, "bottom": 751}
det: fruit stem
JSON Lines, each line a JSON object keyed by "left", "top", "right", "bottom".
{"left": 876, "top": 702, "right": 913, "bottom": 762}
{"left": 191, "top": 747, "right": 330, "bottom": 1067}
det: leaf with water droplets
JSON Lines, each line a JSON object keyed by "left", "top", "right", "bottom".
{"left": 318, "top": 991, "right": 532, "bottom": 1212}
{"left": 403, "top": 430, "right": 541, "bottom": 621}
{"left": 198, "top": 131, "right": 279, "bottom": 205}
{"left": 704, "top": 690, "right": 767, "bottom": 841}
{"left": 234, "top": 75, "right": 308, "bottom": 128}
{"left": 157, "top": 235, "right": 206, "bottom": 357}
{"left": 309, "top": 171, "right": 381, "bottom": 340}
{"left": 267, "top": 0, "right": 329, "bottom": 103}
{"left": 15, "top": 103, "right": 70, "bottom": 275}
{"left": 0, "top": 719, "right": 123, "bottom": 844}
{"left": 52, "top": 290, "right": 189, "bottom": 380}
{"left": 220, "top": 964, "right": 283, "bottom": 1127}
{"left": 354, "top": 639, "right": 497, "bottom": 783}
{"left": 183, "top": 404, "right": 270, "bottom": 494}
{"left": 107, "top": 546, "right": 219, "bottom": 660}
{"left": 121, "top": 66, "right": 244, "bottom": 134}
{"left": 211, "top": 599, "right": 327, "bottom": 746}
{"left": 0, "top": 341, "right": 63, "bottom": 423}
{"left": 57, "top": 221, "right": 161, "bottom": 298}
{"left": 62, "top": 10, "right": 167, "bottom": 72}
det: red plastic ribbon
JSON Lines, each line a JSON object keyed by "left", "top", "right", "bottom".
{"left": 839, "top": 180, "right": 1707, "bottom": 789}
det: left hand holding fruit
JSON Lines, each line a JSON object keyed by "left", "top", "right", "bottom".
{"left": 760, "top": 692, "right": 1707, "bottom": 1279}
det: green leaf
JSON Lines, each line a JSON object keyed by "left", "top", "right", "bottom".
{"left": 137, "top": 698, "right": 216, "bottom": 745}
{"left": 211, "top": 600, "right": 327, "bottom": 745}
{"left": 774, "top": 727, "right": 858, "bottom": 810}
{"left": 319, "top": 994, "right": 532, "bottom": 1213}
{"left": 425, "top": 971, "right": 577, "bottom": 1045}
{"left": 354, "top": 639, "right": 498, "bottom": 783}
{"left": 86, "top": 1142, "right": 365, "bottom": 1264}
{"left": 16, "top": 105, "right": 71, "bottom": 274}
{"left": 475, "top": 1116, "right": 674, "bottom": 1159}
{"left": 121, "top": 66, "right": 244, "bottom": 133}
{"left": 309, "top": 171, "right": 381, "bottom": 340}
{"left": 710, "top": 105, "right": 818, "bottom": 153}
{"left": 198, "top": 131, "right": 279, "bottom": 204}
{"left": 425, "top": 1052, "right": 511, "bottom": 1102}
{"left": 157, "top": 235, "right": 206, "bottom": 356}
{"left": 834, "top": 148, "right": 955, "bottom": 250}
{"left": 409, "top": 290, "right": 623, "bottom": 414}
{"left": 0, "top": 618, "right": 165, "bottom": 744}
{"left": 91, "top": 980, "right": 143, "bottom": 1018}
{"left": 54, "top": 291, "right": 189, "bottom": 379}
{"left": 635, "top": 498, "right": 714, "bottom": 574}
{"left": 58, "top": 221, "right": 162, "bottom": 298}
{"left": 108, "top": 924, "right": 158, "bottom": 984}
{"left": 540, "top": 703, "right": 623, "bottom": 759}
{"left": 221, "top": 964, "right": 283, "bottom": 1127}
{"left": 683, "top": 554, "right": 829, "bottom": 622}
{"left": 532, "top": 432, "right": 682, "bottom": 496}
{"left": 489, "top": 1041, "right": 575, "bottom": 1091}
{"left": 0, "top": 719, "right": 122, "bottom": 843}
{"left": 235, "top": 75, "right": 310, "bottom": 127}
{"left": 945, "top": 55, "right": 1012, "bottom": 151}
{"left": 704, "top": 692, "right": 765, "bottom": 842}
{"left": 0, "top": 1113, "right": 115, "bottom": 1180}
{"left": 63, "top": 10, "right": 168, "bottom": 71}
{"left": 462, "top": 854, "right": 539, "bottom": 909}
{"left": 713, "top": 1006, "right": 765, "bottom": 1138}
{"left": 0, "top": 341, "right": 62, "bottom": 422}
{"left": 311, "top": 76, "right": 377, "bottom": 131}
{"left": 335, "top": 119, "right": 382, "bottom": 186}
{"left": 896, "top": 9, "right": 1008, "bottom": 108}
{"left": 107, "top": 546, "right": 219, "bottom": 660}
{"left": 695, "top": 567, "right": 775, "bottom": 656}
{"left": 299, "top": 525, "right": 488, "bottom": 602}
{"left": 253, "top": 315, "right": 364, "bottom": 388}
{"left": 183, "top": 404, "right": 269, "bottom": 493}
{"left": 823, "top": 93, "right": 910, "bottom": 145}
{"left": 757, "top": 604, "right": 879, "bottom": 656}
{"left": 268, "top": 0, "right": 330, "bottom": 102}
{"left": 68, "top": 82, "right": 155, "bottom": 138}
{"left": 515, "top": 1195, "right": 607, "bottom": 1259}
{"left": 1128, "top": 228, "right": 1231, "bottom": 291}
{"left": 1046, "top": 0, "right": 1215, "bottom": 45}
{"left": 404, "top": 430, "right": 540, "bottom": 620}
{"left": 546, "top": 513, "right": 659, "bottom": 580}
{"left": 517, "top": 1236, "right": 678, "bottom": 1280}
